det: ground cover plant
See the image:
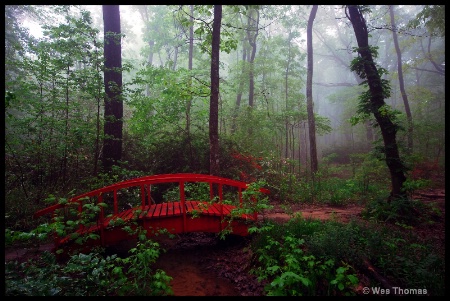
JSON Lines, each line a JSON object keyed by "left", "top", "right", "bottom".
{"left": 249, "top": 213, "right": 445, "bottom": 296}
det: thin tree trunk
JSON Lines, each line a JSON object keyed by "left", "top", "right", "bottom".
{"left": 306, "top": 5, "right": 319, "bottom": 174}
{"left": 186, "top": 4, "right": 193, "bottom": 134}
{"left": 63, "top": 63, "right": 70, "bottom": 185}
{"left": 246, "top": 7, "right": 259, "bottom": 108}
{"left": 185, "top": 5, "right": 195, "bottom": 168}
{"left": 285, "top": 30, "right": 292, "bottom": 159}
{"left": 390, "top": 5, "right": 413, "bottom": 153}
{"left": 231, "top": 34, "right": 247, "bottom": 134}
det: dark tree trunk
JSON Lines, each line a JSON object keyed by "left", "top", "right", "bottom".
{"left": 390, "top": 5, "right": 413, "bottom": 153}
{"left": 347, "top": 5, "right": 407, "bottom": 199}
{"left": 306, "top": 5, "right": 318, "bottom": 174}
{"left": 209, "top": 5, "right": 222, "bottom": 176}
{"left": 102, "top": 5, "right": 123, "bottom": 173}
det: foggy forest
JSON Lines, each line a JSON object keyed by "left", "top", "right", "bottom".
{"left": 5, "top": 5, "right": 445, "bottom": 296}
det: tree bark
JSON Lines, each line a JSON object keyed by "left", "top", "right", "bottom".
{"left": 209, "top": 5, "right": 222, "bottom": 176}
{"left": 102, "top": 5, "right": 123, "bottom": 173}
{"left": 390, "top": 5, "right": 413, "bottom": 153}
{"left": 347, "top": 5, "right": 406, "bottom": 199}
{"left": 246, "top": 7, "right": 259, "bottom": 108}
{"left": 231, "top": 29, "right": 247, "bottom": 134}
{"left": 306, "top": 5, "right": 319, "bottom": 174}
{"left": 186, "top": 4, "right": 194, "bottom": 133}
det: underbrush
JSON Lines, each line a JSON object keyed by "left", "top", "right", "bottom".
{"left": 5, "top": 230, "right": 173, "bottom": 296}
{"left": 249, "top": 216, "right": 445, "bottom": 296}
{"left": 263, "top": 159, "right": 390, "bottom": 206}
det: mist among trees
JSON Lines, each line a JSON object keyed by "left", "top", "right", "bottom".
{"left": 4, "top": 5, "right": 445, "bottom": 296}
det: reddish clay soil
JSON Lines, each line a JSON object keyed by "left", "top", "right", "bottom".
{"left": 5, "top": 188, "right": 445, "bottom": 296}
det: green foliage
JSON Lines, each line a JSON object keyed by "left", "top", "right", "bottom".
{"left": 250, "top": 216, "right": 445, "bottom": 296}
{"left": 361, "top": 195, "right": 441, "bottom": 227}
{"left": 220, "top": 180, "right": 273, "bottom": 239}
{"left": 5, "top": 227, "right": 173, "bottom": 296}
{"left": 251, "top": 231, "right": 358, "bottom": 296}
{"left": 407, "top": 5, "right": 445, "bottom": 37}
{"left": 162, "top": 182, "right": 211, "bottom": 202}
{"left": 82, "top": 162, "right": 147, "bottom": 191}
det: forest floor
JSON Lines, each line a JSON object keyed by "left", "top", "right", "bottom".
{"left": 5, "top": 187, "right": 445, "bottom": 296}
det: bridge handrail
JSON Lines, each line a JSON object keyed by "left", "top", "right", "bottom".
{"left": 34, "top": 173, "right": 269, "bottom": 219}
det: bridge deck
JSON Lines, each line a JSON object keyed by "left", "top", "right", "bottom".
{"left": 33, "top": 173, "right": 269, "bottom": 254}
{"left": 59, "top": 201, "right": 254, "bottom": 246}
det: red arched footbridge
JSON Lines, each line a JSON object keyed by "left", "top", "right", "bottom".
{"left": 34, "top": 173, "right": 269, "bottom": 253}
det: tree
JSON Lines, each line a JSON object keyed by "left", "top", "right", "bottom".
{"left": 306, "top": 5, "right": 319, "bottom": 174}
{"left": 346, "top": 5, "right": 407, "bottom": 199}
{"left": 389, "top": 5, "right": 413, "bottom": 153}
{"left": 186, "top": 4, "right": 194, "bottom": 134}
{"left": 209, "top": 5, "right": 222, "bottom": 176}
{"left": 246, "top": 6, "right": 260, "bottom": 108}
{"left": 102, "top": 5, "right": 123, "bottom": 172}
{"left": 408, "top": 5, "right": 445, "bottom": 38}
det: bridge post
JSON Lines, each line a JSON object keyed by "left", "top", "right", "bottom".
{"left": 78, "top": 201, "right": 83, "bottom": 232}
{"left": 238, "top": 187, "right": 242, "bottom": 208}
{"left": 140, "top": 185, "right": 146, "bottom": 208}
{"left": 180, "top": 181, "right": 186, "bottom": 232}
{"left": 146, "top": 184, "right": 152, "bottom": 206}
{"left": 209, "top": 182, "right": 214, "bottom": 200}
{"left": 113, "top": 189, "right": 118, "bottom": 214}
{"left": 219, "top": 184, "right": 224, "bottom": 231}
{"left": 98, "top": 193, "right": 105, "bottom": 247}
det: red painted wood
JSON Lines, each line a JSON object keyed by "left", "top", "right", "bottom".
{"left": 146, "top": 204, "right": 157, "bottom": 218}
{"left": 185, "top": 201, "right": 194, "bottom": 213}
{"left": 33, "top": 173, "right": 270, "bottom": 252}
{"left": 173, "top": 202, "right": 182, "bottom": 216}
{"left": 159, "top": 203, "right": 169, "bottom": 217}
{"left": 156, "top": 203, "right": 165, "bottom": 217}
{"left": 139, "top": 206, "right": 150, "bottom": 219}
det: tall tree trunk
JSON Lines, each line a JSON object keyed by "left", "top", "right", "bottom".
{"left": 246, "top": 7, "right": 259, "bottom": 108}
{"left": 231, "top": 31, "right": 247, "bottom": 134}
{"left": 186, "top": 5, "right": 193, "bottom": 133}
{"left": 347, "top": 5, "right": 406, "bottom": 199}
{"left": 102, "top": 5, "right": 123, "bottom": 173}
{"left": 63, "top": 63, "right": 70, "bottom": 184}
{"left": 209, "top": 5, "right": 222, "bottom": 176}
{"left": 390, "top": 5, "right": 413, "bottom": 153}
{"left": 137, "top": 6, "right": 154, "bottom": 96}
{"left": 93, "top": 46, "right": 101, "bottom": 176}
{"left": 285, "top": 30, "right": 292, "bottom": 159}
{"left": 185, "top": 5, "right": 195, "bottom": 168}
{"left": 306, "top": 5, "right": 319, "bottom": 174}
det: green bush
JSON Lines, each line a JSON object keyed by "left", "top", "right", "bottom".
{"left": 249, "top": 216, "right": 445, "bottom": 296}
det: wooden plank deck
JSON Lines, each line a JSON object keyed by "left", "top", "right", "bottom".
{"left": 56, "top": 201, "right": 256, "bottom": 248}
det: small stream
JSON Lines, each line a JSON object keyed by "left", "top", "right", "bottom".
{"left": 108, "top": 232, "right": 243, "bottom": 296}
{"left": 154, "top": 246, "right": 239, "bottom": 296}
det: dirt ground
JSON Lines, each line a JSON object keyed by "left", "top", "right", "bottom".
{"left": 4, "top": 188, "right": 445, "bottom": 296}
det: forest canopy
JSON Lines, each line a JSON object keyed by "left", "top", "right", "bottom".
{"left": 5, "top": 5, "right": 445, "bottom": 221}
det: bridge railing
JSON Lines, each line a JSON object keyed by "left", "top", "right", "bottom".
{"left": 34, "top": 173, "right": 269, "bottom": 246}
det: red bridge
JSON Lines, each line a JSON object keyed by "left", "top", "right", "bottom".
{"left": 34, "top": 173, "right": 269, "bottom": 254}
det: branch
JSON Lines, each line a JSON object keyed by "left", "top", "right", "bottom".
{"left": 409, "top": 66, "right": 444, "bottom": 76}
{"left": 313, "top": 82, "right": 355, "bottom": 87}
